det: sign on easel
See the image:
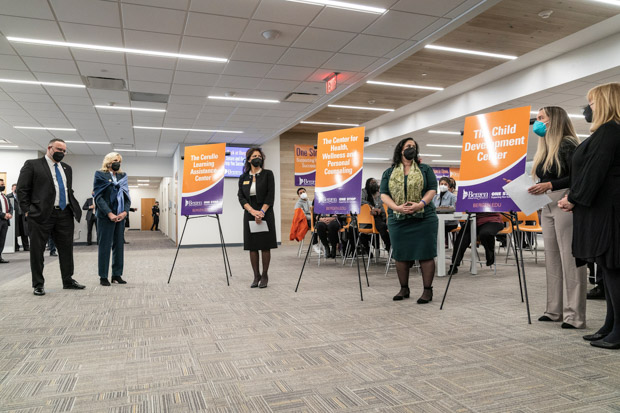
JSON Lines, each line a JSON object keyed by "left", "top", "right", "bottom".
{"left": 457, "top": 106, "right": 530, "bottom": 212}
{"left": 181, "top": 143, "right": 225, "bottom": 215}
{"left": 314, "top": 127, "right": 364, "bottom": 214}
{"left": 294, "top": 144, "right": 316, "bottom": 186}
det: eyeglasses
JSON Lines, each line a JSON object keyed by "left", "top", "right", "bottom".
{"left": 51, "top": 147, "right": 66, "bottom": 153}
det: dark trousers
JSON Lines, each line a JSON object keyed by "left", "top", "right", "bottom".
{"left": 316, "top": 220, "right": 340, "bottom": 253}
{"left": 28, "top": 208, "right": 75, "bottom": 288}
{"left": 48, "top": 237, "right": 56, "bottom": 254}
{"left": 361, "top": 215, "right": 391, "bottom": 251}
{"left": 150, "top": 215, "right": 159, "bottom": 230}
{"left": 97, "top": 216, "right": 125, "bottom": 279}
{"left": 452, "top": 222, "right": 503, "bottom": 266}
{"left": 597, "top": 259, "right": 620, "bottom": 342}
{"left": 15, "top": 214, "right": 29, "bottom": 250}
{"left": 86, "top": 217, "right": 97, "bottom": 245}
{"left": 0, "top": 220, "right": 8, "bottom": 258}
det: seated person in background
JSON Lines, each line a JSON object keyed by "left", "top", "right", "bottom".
{"left": 448, "top": 212, "right": 503, "bottom": 274}
{"left": 294, "top": 187, "right": 311, "bottom": 227}
{"left": 360, "top": 177, "right": 391, "bottom": 253}
{"left": 433, "top": 177, "right": 458, "bottom": 247}
{"left": 316, "top": 213, "right": 345, "bottom": 259}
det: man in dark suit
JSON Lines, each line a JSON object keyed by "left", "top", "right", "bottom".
{"left": 17, "top": 138, "right": 85, "bottom": 296}
{"left": 150, "top": 202, "right": 160, "bottom": 231}
{"left": 82, "top": 191, "right": 97, "bottom": 245}
{"left": 7, "top": 183, "right": 29, "bottom": 251}
{"left": 0, "top": 178, "right": 13, "bottom": 264}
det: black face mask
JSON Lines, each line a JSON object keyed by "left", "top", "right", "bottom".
{"left": 250, "top": 158, "right": 263, "bottom": 168}
{"left": 111, "top": 162, "right": 121, "bottom": 171}
{"left": 403, "top": 147, "right": 417, "bottom": 161}
{"left": 583, "top": 105, "right": 593, "bottom": 123}
{"left": 0, "top": 186, "right": 5, "bottom": 192}
{"left": 52, "top": 151, "right": 65, "bottom": 162}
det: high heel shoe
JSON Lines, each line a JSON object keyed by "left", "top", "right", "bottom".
{"left": 258, "top": 274, "right": 268, "bottom": 288}
{"left": 100, "top": 278, "right": 111, "bottom": 286}
{"left": 111, "top": 276, "right": 127, "bottom": 284}
{"left": 393, "top": 286, "right": 410, "bottom": 301}
{"left": 250, "top": 274, "right": 261, "bottom": 288}
{"left": 417, "top": 286, "right": 433, "bottom": 304}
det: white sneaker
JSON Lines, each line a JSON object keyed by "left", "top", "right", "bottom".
{"left": 313, "top": 244, "right": 321, "bottom": 254}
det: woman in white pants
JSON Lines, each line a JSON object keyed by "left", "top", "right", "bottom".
{"left": 530, "top": 106, "right": 586, "bottom": 329}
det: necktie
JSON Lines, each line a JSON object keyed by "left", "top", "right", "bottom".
{"left": 54, "top": 163, "right": 67, "bottom": 210}
{"left": 1, "top": 194, "right": 8, "bottom": 214}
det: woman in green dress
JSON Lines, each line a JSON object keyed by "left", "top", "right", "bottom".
{"left": 380, "top": 138, "right": 438, "bottom": 303}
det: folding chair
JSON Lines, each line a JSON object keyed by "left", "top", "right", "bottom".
{"left": 516, "top": 211, "right": 543, "bottom": 263}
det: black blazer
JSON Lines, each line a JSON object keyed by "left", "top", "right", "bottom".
{"left": 17, "top": 157, "right": 82, "bottom": 224}
{"left": 7, "top": 193, "right": 21, "bottom": 215}
{"left": 237, "top": 169, "right": 275, "bottom": 208}
{"left": 0, "top": 193, "right": 13, "bottom": 226}
{"left": 82, "top": 197, "right": 95, "bottom": 221}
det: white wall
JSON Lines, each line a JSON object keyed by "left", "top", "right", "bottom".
{"left": 0, "top": 149, "right": 41, "bottom": 188}
{"left": 174, "top": 138, "right": 282, "bottom": 246}
{"left": 126, "top": 187, "right": 159, "bottom": 230}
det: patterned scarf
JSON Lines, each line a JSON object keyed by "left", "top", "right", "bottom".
{"left": 388, "top": 162, "right": 424, "bottom": 220}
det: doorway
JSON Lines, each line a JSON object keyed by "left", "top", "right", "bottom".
{"left": 141, "top": 198, "right": 156, "bottom": 230}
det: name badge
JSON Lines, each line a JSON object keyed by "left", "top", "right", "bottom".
{"left": 243, "top": 181, "right": 250, "bottom": 185}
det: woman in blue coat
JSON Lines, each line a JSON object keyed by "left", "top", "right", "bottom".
{"left": 93, "top": 152, "right": 131, "bottom": 286}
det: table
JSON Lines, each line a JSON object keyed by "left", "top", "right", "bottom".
{"left": 436, "top": 213, "right": 477, "bottom": 277}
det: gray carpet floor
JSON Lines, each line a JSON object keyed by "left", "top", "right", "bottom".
{"left": 0, "top": 231, "right": 618, "bottom": 413}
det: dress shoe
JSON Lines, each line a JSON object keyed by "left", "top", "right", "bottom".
{"left": 111, "top": 276, "right": 127, "bottom": 284}
{"left": 63, "top": 279, "right": 86, "bottom": 289}
{"left": 50, "top": 251, "right": 58, "bottom": 257}
{"left": 538, "top": 315, "right": 556, "bottom": 322}
{"left": 587, "top": 285, "right": 605, "bottom": 300}
{"left": 258, "top": 274, "right": 268, "bottom": 288}
{"left": 561, "top": 322, "right": 577, "bottom": 329}
{"left": 590, "top": 339, "right": 620, "bottom": 350}
{"left": 583, "top": 332, "right": 608, "bottom": 341}
{"left": 87, "top": 242, "right": 92, "bottom": 246}
{"left": 0, "top": 258, "right": 9, "bottom": 264}
{"left": 100, "top": 278, "right": 111, "bottom": 286}
{"left": 448, "top": 264, "right": 458, "bottom": 275}
{"left": 393, "top": 286, "right": 410, "bottom": 301}
{"left": 24, "top": 247, "right": 30, "bottom": 251}
{"left": 33, "top": 287, "right": 45, "bottom": 296}
{"left": 124, "top": 241, "right": 129, "bottom": 244}
{"left": 417, "top": 286, "right": 433, "bottom": 304}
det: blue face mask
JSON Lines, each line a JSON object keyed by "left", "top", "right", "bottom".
{"left": 533, "top": 120, "right": 547, "bottom": 137}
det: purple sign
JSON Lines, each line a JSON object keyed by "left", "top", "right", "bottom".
{"left": 314, "top": 169, "right": 363, "bottom": 214}
{"left": 295, "top": 171, "right": 315, "bottom": 187}
{"left": 181, "top": 179, "right": 224, "bottom": 215}
{"left": 431, "top": 167, "right": 451, "bottom": 180}
{"left": 181, "top": 143, "right": 226, "bottom": 215}
{"left": 225, "top": 146, "right": 249, "bottom": 178}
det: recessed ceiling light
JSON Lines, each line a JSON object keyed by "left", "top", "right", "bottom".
{"left": 429, "top": 130, "right": 461, "bottom": 135}
{"left": 0, "top": 78, "right": 85, "bottom": 88}
{"left": 95, "top": 105, "right": 166, "bottom": 113}
{"left": 300, "top": 121, "right": 360, "bottom": 126}
{"left": 427, "top": 144, "right": 462, "bottom": 148}
{"left": 14, "top": 126, "right": 76, "bottom": 131}
{"left": 418, "top": 153, "right": 442, "bottom": 157}
{"left": 425, "top": 44, "right": 517, "bottom": 60}
{"left": 261, "top": 30, "right": 281, "bottom": 40}
{"left": 530, "top": 110, "right": 582, "bottom": 118}
{"left": 591, "top": 0, "right": 620, "bottom": 6}
{"left": 432, "top": 159, "right": 461, "bottom": 163}
{"left": 208, "top": 96, "right": 279, "bottom": 103}
{"left": 0, "top": 145, "right": 19, "bottom": 148}
{"left": 137, "top": 180, "right": 150, "bottom": 182}
{"left": 285, "top": 0, "right": 387, "bottom": 14}
{"left": 364, "top": 157, "right": 390, "bottom": 161}
{"left": 577, "top": 134, "right": 589, "bottom": 138}
{"left": 114, "top": 149, "right": 157, "bottom": 153}
{"left": 133, "top": 126, "right": 243, "bottom": 134}
{"left": 328, "top": 104, "right": 394, "bottom": 112}
{"left": 64, "top": 141, "right": 110, "bottom": 144}
{"left": 367, "top": 80, "right": 443, "bottom": 91}
{"left": 6, "top": 36, "right": 228, "bottom": 63}
{"left": 138, "top": 183, "right": 150, "bottom": 186}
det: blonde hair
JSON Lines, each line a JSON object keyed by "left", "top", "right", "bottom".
{"left": 100, "top": 152, "right": 123, "bottom": 172}
{"left": 531, "top": 106, "right": 580, "bottom": 179}
{"left": 587, "top": 82, "right": 620, "bottom": 133}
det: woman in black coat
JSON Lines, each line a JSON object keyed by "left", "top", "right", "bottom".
{"left": 237, "top": 147, "right": 277, "bottom": 288}
{"left": 559, "top": 82, "right": 620, "bottom": 349}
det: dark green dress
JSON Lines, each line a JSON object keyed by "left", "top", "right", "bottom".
{"left": 380, "top": 163, "right": 438, "bottom": 261}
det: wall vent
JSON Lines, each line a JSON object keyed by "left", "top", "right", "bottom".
{"left": 82, "top": 76, "right": 126, "bottom": 90}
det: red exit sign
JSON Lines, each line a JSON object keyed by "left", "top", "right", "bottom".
{"left": 325, "top": 73, "right": 337, "bottom": 94}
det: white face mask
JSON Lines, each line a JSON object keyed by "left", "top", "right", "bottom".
{"left": 300, "top": 193, "right": 308, "bottom": 200}
{"left": 439, "top": 185, "right": 448, "bottom": 193}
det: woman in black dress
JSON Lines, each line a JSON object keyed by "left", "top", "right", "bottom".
{"left": 559, "top": 82, "right": 620, "bottom": 349}
{"left": 238, "top": 148, "right": 277, "bottom": 288}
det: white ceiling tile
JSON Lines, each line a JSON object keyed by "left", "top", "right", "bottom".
{"left": 392, "top": 0, "right": 465, "bottom": 16}
{"left": 189, "top": 0, "right": 259, "bottom": 18}
{"left": 306, "top": 69, "right": 356, "bottom": 83}
{"left": 310, "top": 7, "right": 379, "bottom": 32}
{"left": 123, "top": 29, "right": 180, "bottom": 52}
{"left": 341, "top": 35, "right": 404, "bottom": 57}
{"left": 253, "top": 0, "right": 321, "bottom": 26}
{"left": 60, "top": 22, "right": 123, "bottom": 46}
{"left": 127, "top": 80, "right": 171, "bottom": 94}
{"left": 443, "top": 0, "right": 484, "bottom": 18}
{"left": 125, "top": 55, "right": 177, "bottom": 70}
{"left": 174, "top": 59, "right": 226, "bottom": 74}
{"left": 180, "top": 36, "right": 236, "bottom": 60}
{"left": 185, "top": 12, "right": 247, "bottom": 41}
{"left": 77, "top": 61, "right": 126, "bottom": 79}
{"left": 383, "top": 40, "right": 415, "bottom": 58}
{"left": 89, "top": 90, "right": 130, "bottom": 102}
{"left": 0, "top": 55, "right": 29, "bottom": 71}
{"left": 239, "top": 21, "right": 305, "bottom": 47}
{"left": 0, "top": 16, "right": 64, "bottom": 40}
{"left": 122, "top": 0, "right": 189, "bottom": 9}
{"left": 0, "top": 69, "right": 35, "bottom": 81}
{"left": 0, "top": 0, "right": 54, "bottom": 19}
{"left": 127, "top": 66, "right": 174, "bottom": 83}
{"left": 256, "top": 78, "right": 302, "bottom": 92}
{"left": 362, "top": 57, "right": 389, "bottom": 74}
{"left": 170, "top": 84, "right": 210, "bottom": 97}
{"left": 22, "top": 57, "right": 78, "bottom": 75}
{"left": 168, "top": 95, "right": 204, "bottom": 105}
{"left": 215, "top": 75, "right": 262, "bottom": 89}
{"left": 293, "top": 28, "right": 356, "bottom": 52}
{"left": 32, "top": 72, "right": 82, "bottom": 83}
{"left": 266, "top": 65, "right": 316, "bottom": 81}
{"left": 364, "top": 11, "right": 437, "bottom": 39}
{"left": 69, "top": 49, "right": 126, "bottom": 65}
{"left": 121, "top": 4, "right": 187, "bottom": 35}
{"left": 9, "top": 43, "right": 73, "bottom": 60}
{"left": 230, "top": 43, "right": 286, "bottom": 64}
{"left": 277, "top": 48, "right": 333, "bottom": 67}
{"left": 173, "top": 71, "right": 219, "bottom": 87}
{"left": 59, "top": 102, "right": 96, "bottom": 112}
{"left": 222, "top": 61, "right": 272, "bottom": 78}
{"left": 322, "top": 54, "right": 377, "bottom": 72}
{"left": 51, "top": 0, "right": 121, "bottom": 27}
{"left": 163, "top": 110, "right": 197, "bottom": 119}
{"left": 0, "top": 37, "right": 16, "bottom": 55}
{"left": 7, "top": 92, "right": 54, "bottom": 103}
{"left": 410, "top": 17, "right": 450, "bottom": 40}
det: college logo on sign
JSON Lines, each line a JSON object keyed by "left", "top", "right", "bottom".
{"left": 462, "top": 191, "right": 488, "bottom": 200}
{"left": 185, "top": 199, "right": 202, "bottom": 207}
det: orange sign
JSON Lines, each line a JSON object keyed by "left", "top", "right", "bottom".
{"left": 294, "top": 144, "right": 316, "bottom": 186}
{"left": 181, "top": 143, "right": 226, "bottom": 215}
